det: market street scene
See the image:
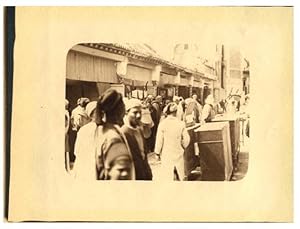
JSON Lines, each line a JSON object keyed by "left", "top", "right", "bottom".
{"left": 64, "top": 43, "right": 250, "bottom": 181}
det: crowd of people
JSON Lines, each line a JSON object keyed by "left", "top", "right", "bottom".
{"left": 64, "top": 88, "right": 250, "bottom": 181}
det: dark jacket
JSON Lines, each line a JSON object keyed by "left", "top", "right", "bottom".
{"left": 122, "top": 126, "right": 153, "bottom": 180}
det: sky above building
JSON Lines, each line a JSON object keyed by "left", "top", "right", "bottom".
{"left": 148, "top": 24, "right": 253, "bottom": 64}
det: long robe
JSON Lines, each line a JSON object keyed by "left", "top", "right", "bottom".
{"left": 155, "top": 116, "right": 190, "bottom": 181}
{"left": 72, "top": 122, "right": 98, "bottom": 180}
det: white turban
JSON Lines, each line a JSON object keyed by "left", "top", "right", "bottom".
{"left": 124, "top": 98, "right": 142, "bottom": 111}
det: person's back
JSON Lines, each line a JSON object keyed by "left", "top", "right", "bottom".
{"left": 184, "top": 99, "right": 200, "bottom": 127}
{"left": 74, "top": 89, "right": 134, "bottom": 180}
{"left": 201, "top": 95, "right": 216, "bottom": 123}
{"left": 156, "top": 116, "right": 187, "bottom": 160}
{"left": 201, "top": 104, "right": 216, "bottom": 122}
{"left": 155, "top": 103, "right": 190, "bottom": 181}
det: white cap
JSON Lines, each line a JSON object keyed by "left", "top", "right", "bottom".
{"left": 124, "top": 98, "right": 142, "bottom": 111}
{"left": 85, "top": 101, "right": 97, "bottom": 118}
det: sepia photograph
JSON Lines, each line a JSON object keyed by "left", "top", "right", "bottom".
{"left": 65, "top": 43, "right": 250, "bottom": 181}
{"left": 6, "top": 6, "right": 293, "bottom": 222}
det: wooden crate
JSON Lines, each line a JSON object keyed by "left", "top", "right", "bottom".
{"left": 194, "top": 122, "right": 233, "bottom": 181}
{"left": 212, "top": 115, "right": 240, "bottom": 167}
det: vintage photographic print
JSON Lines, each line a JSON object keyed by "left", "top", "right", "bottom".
{"left": 65, "top": 43, "right": 250, "bottom": 181}
{"left": 7, "top": 7, "right": 292, "bottom": 222}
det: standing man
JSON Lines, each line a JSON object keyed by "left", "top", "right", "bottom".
{"left": 141, "top": 96, "right": 155, "bottom": 155}
{"left": 71, "top": 97, "right": 91, "bottom": 131}
{"left": 149, "top": 95, "right": 163, "bottom": 151}
{"left": 72, "top": 101, "right": 98, "bottom": 179}
{"left": 94, "top": 89, "right": 135, "bottom": 180}
{"left": 151, "top": 95, "right": 162, "bottom": 124}
{"left": 184, "top": 98, "right": 201, "bottom": 128}
{"left": 201, "top": 94, "right": 216, "bottom": 123}
{"left": 155, "top": 102, "right": 190, "bottom": 181}
{"left": 122, "top": 99, "right": 153, "bottom": 180}
{"left": 69, "top": 97, "right": 91, "bottom": 168}
{"left": 192, "top": 93, "right": 203, "bottom": 117}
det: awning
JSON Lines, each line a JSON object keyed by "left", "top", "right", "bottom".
{"left": 180, "top": 77, "right": 189, "bottom": 86}
{"left": 126, "top": 65, "right": 152, "bottom": 82}
{"left": 159, "top": 73, "right": 176, "bottom": 85}
{"left": 66, "top": 50, "right": 118, "bottom": 83}
{"left": 193, "top": 81, "right": 202, "bottom": 88}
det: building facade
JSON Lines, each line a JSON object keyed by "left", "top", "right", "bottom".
{"left": 213, "top": 44, "right": 250, "bottom": 102}
{"left": 66, "top": 43, "right": 217, "bottom": 109}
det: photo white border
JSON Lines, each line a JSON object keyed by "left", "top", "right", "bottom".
{"left": 0, "top": 1, "right": 298, "bottom": 229}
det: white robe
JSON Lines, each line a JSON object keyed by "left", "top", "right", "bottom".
{"left": 72, "top": 122, "right": 98, "bottom": 180}
{"left": 155, "top": 116, "right": 190, "bottom": 181}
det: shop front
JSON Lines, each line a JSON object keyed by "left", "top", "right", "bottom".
{"left": 122, "top": 64, "right": 153, "bottom": 99}
{"left": 158, "top": 72, "right": 177, "bottom": 100}
{"left": 178, "top": 86, "right": 190, "bottom": 99}
{"left": 177, "top": 75, "right": 190, "bottom": 99}
{"left": 157, "top": 85, "right": 175, "bottom": 100}
{"left": 66, "top": 50, "right": 119, "bottom": 108}
{"left": 66, "top": 79, "right": 107, "bottom": 111}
